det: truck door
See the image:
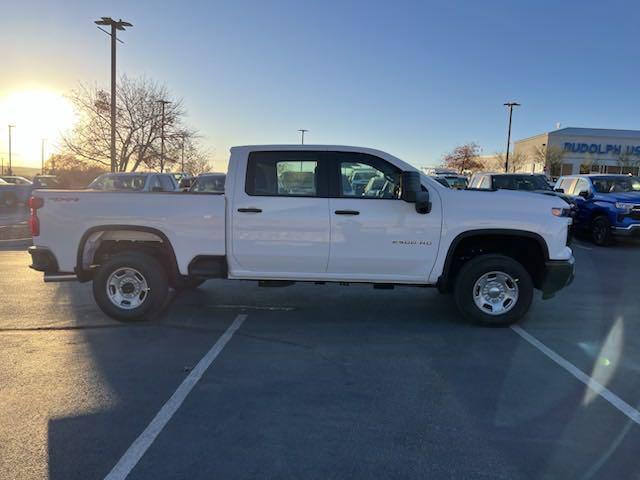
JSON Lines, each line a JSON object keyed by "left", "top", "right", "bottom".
{"left": 327, "top": 152, "right": 440, "bottom": 283}
{"left": 231, "top": 151, "right": 331, "bottom": 275}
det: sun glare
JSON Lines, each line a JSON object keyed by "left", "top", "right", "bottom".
{"left": 0, "top": 89, "right": 76, "bottom": 168}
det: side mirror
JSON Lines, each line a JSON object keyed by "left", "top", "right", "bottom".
{"left": 401, "top": 171, "right": 431, "bottom": 214}
{"left": 578, "top": 190, "right": 590, "bottom": 199}
{"left": 554, "top": 188, "right": 564, "bottom": 193}
{"left": 151, "top": 186, "right": 163, "bottom": 192}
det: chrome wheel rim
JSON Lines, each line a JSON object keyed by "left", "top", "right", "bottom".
{"left": 472, "top": 271, "right": 519, "bottom": 316}
{"left": 106, "top": 267, "right": 149, "bottom": 310}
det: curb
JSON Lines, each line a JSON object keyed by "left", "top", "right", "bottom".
{"left": 0, "top": 238, "right": 32, "bottom": 250}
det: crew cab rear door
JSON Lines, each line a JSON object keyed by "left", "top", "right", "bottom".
{"left": 326, "top": 152, "right": 439, "bottom": 283}
{"left": 230, "top": 150, "right": 331, "bottom": 275}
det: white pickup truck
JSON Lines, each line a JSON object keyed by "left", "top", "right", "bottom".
{"left": 28, "top": 145, "right": 574, "bottom": 326}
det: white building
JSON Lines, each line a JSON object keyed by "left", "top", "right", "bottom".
{"left": 515, "top": 127, "right": 640, "bottom": 176}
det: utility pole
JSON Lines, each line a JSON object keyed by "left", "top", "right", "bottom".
{"left": 298, "top": 129, "right": 308, "bottom": 145}
{"left": 8, "top": 124, "right": 15, "bottom": 176}
{"left": 503, "top": 102, "right": 520, "bottom": 173}
{"left": 41, "top": 138, "right": 46, "bottom": 174}
{"left": 94, "top": 17, "right": 133, "bottom": 172}
{"left": 181, "top": 137, "right": 185, "bottom": 173}
{"left": 156, "top": 100, "right": 171, "bottom": 172}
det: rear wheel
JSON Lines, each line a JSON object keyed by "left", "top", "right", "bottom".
{"left": 591, "top": 215, "right": 612, "bottom": 246}
{"left": 454, "top": 254, "right": 533, "bottom": 326}
{"left": 92, "top": 252, "right": 168, "bottom": 321}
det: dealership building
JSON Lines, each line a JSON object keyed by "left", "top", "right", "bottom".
{"left": 514, "top": 127, "right": 640, "bottom": 176}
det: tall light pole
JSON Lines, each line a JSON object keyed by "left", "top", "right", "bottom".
{"left": 94, "top": 17, "right": 133, "bottom": 172}
{"left": 503, "top": 102, "right": 520, "bottom": 173}
{"left": 41, "top": 138, "right": 46, "bottom": 174}
{"left": 156, "top": 100, "right": 171, "bottom": 172}
{"left": 298, "top": 129, "right": 308, "bottom": 145}
{"left": 8, "top": 124, "right": 15, "bottom": 176}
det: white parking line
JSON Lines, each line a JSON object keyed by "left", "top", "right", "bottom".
{"left": 511, "top": 325, "right": 640, "bottom": 425}
{"left": 104, "top": 314, "right": 247, "bottom": 480}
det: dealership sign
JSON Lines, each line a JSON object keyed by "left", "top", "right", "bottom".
{"left": 564, "top": 142, "right": 640, "bottom": 156}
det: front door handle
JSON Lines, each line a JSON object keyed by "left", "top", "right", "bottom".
{"left": 238, "top": 208, "right": 262, "bottom": 213}
{"left": 334, "top": 210, "right": 360, "bottom": 215}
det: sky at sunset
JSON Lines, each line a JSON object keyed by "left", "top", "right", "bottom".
{"left": 1, "top": 0, "right": 640, "bottom": 170}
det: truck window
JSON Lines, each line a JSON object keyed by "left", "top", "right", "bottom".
{"left": 479, "top": 176, "right": 491, "bottom": 189}
{"left": 159, "top": 175, "right": 175, "bottom": 191}
{"left": 335, "top": 153, "right": 401, "bottom": 199}
{"left": 246, "top": 151, "right": 323, "bottom": 197}
{"left": 559, "top": 178, "right": 577, "bottom": 195}
{"left": 574, "top": 178, "right": 590, "bottom": 195}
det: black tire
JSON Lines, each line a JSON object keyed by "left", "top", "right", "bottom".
{"left": 173, "top": 277, "right": 206, "bottom": 291}
{"left": 454, "top": 254, "right": 533, "bottom": 327}
{"left": 591, "top": 215, "right": 612, "bottom": 246}
{"left": 92, "top": 252, "right": 169, "bottom": 322}
{"left": 2, "top": 192, "right": 17, "bottom": 209}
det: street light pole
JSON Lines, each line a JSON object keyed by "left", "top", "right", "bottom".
{"left": 41, "top": 138, "right": 46, "bottom": 174}
{"left": 94, "top": 17, "right": 133, "bottom": 172}
{"left": 298, "top": 129, "right": 308, "bottom": 145}
{"left": 8, "top": 124, "right": 15, "bottom": 176}
{"left": 503, "top": 102, "right": 520, "bottom": 173}
{"left": 156, "top": 100, "right": 171, "bottom": 172}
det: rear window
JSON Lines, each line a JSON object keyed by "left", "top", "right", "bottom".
{"left": 246, "top": 151, "right": 324, "bottom": 197}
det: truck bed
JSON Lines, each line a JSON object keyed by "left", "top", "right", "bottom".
{"left": 32, "top": 190, "right": 226, "bottom": 274}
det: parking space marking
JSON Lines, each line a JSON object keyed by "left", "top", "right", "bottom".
{"left": 512, "top": 325, "right": 640, "bottom": 425}
{"left": 104, "top": 314, "right": 247, "bottom": 480}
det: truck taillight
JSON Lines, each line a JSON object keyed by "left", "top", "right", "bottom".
{"left": 29, "top": 196, "right": 44, "bottom": 237}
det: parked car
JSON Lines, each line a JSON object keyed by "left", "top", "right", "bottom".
{"left": 88, "top": 172, "right": 179, "bottom": 192}
{"left": 0, "top": 177, "right": 30, "bottom": 207}
{"left": 0, "top": 175, "right": 33, "bottom": 185}
{"left": 28, "top": 145, "right": 574, "bottom": 327}
{"left": 554, "top": 174, "right": 640, "bottom": 245}
{"left": 189, "top": 173, "right": 226, "bottom": 193}
{"left": 468, "top": 173, "right": 571, "bottom": 201}
{"left": 32, "top": 175, "right": 63, "bottom": 189}
{"left": 439, "top": 175, "right": 468, "bottom": 189}
{"left": 178, "top": 176, "right": 194, "bottom": 191}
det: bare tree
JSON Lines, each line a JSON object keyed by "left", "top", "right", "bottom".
{"left": 495, "top": 151, "right": 528, "bottom": 173}
{"left": 63, "top": 76, "right": 200, "bottom": 172}
{"left": 532, "top": 144, "right": 565, "bottom": 176}
{"left": 442, "top": 143, "right": 482, "bottom": 174}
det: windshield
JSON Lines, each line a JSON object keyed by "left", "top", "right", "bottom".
{"left": 89, "top": 174, "right": 147, "bottom": 191}
{"left": 34, "top": 176, "right": 61, "bottom": 188}
{"left": 493, "top": 175, "right": 552, "bottom": 191}
{"left": 191, "top": 175, "right": 225, "bottom": 193}
{"left": 592, "top": 176, "right": 640, "bottom": 193}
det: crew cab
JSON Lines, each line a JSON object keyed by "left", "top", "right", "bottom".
{"left": 28, "top": 145, "right": 574, "bottom": 326}
{"left": 555, "top": 174, "right": 640, "bottom": 245}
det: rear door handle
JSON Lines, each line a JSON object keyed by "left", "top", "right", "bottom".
{"left": 238, "top": 208, "right": 262, "bottom": 213}
{"left": 334, "top": 210, "right": 360, "bottom": 215}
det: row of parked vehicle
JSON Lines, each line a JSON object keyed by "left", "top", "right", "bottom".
{"left": 0, "top": 172, "right": 227, "bottom": 208}
{"left": 432, "top": 170, "right": 640, "bottom": 246}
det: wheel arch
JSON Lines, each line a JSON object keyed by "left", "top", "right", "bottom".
{"left": 438, "top": 229, "right": 549, "bottom": 293}
{"left": 75, "top": 225, "right": 180, "bottom": 282}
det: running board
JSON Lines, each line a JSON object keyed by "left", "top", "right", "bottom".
{"left": 44, "top": 273, "right": 78, "bottom": 283}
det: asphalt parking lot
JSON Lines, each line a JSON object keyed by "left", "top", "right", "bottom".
{"left": 1, "top": 240, "right": 640, "bottom": 479}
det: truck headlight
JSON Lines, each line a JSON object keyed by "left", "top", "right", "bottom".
{"left": 615, "top": 202, "right": 634, "bottom": 212}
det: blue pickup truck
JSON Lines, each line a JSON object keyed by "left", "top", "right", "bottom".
{"left": 555, "top": 174, "right": 640, "bottom": 245}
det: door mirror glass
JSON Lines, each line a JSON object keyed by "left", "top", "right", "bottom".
{"left": 401, "top": 171, "right": 422, "bottom": 202}
{"left": 554, "top": 188, "right": 564, "bottom": 193}
{"left": 401, "top": 171, "right": 430, "bottom": 214}
{"left": 578, "top": 190, "right": 590, "bottom": 199}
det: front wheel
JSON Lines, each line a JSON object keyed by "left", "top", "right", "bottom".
{"left": 591, "top": 215, "right": 612, "bottom": 246}
{"left": 454, "top": 254, "right": 533, "bottom": 326}
{"left": 93, "top": 252, "right": 169, "bottom": 321}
